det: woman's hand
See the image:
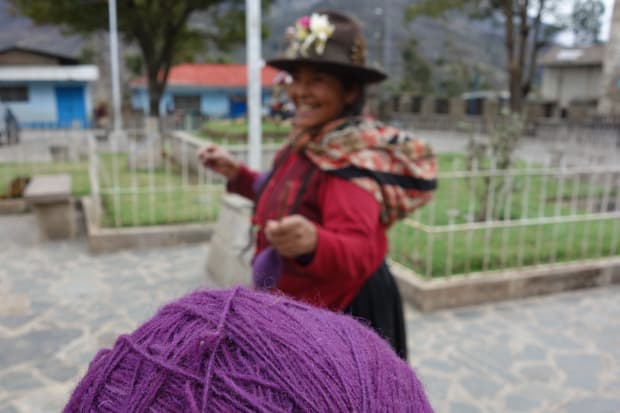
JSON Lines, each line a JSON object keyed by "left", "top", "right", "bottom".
{"left": 264, "top": 215, "right": 318, "bottom": 258}
{"left": 196, "top": 144, "right": 240, "bottom": 180}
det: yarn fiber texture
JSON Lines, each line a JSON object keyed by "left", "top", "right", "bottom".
{"left": 64, "top": 287, "right": 434, "bottom": 413}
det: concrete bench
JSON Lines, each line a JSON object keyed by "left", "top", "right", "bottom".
{"left": 24, "top": 174, "right": 75, "bottom": 240}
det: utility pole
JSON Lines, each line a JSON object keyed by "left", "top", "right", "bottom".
{"left": 108, "top": 0, "right": 122, "bottom": 132}
{"left": 246, "top": 0, "right": 262, "bottom": 169}
{"left": 382, "top": 2, "right": 390, "bottom": 74}
{"left": 374, "top": 7, "right": 385, "bottom": 68}
{"left": 599, "top": 0, "right": 620, "bottom": 115}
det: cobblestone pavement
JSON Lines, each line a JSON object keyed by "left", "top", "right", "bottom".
{"left": 1, "top": 214, "right": 619, "bottom": 413}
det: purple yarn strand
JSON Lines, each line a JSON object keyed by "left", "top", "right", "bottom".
{"left": 184, "top": 381, "right": 200, "bottom": 413}
{"left": 201, "top": 287, "right": 239, "bottom": 410}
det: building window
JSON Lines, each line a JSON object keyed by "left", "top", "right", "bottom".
{"left": 435, "top": 98, "right": 450, "bottom": 114}
{"left": 411, "top": 96, "right": 422, "bottom": 113}
{"left": 173, "top": 95, "right": 200, "bottom": 112}
{"left": 0, "top": 86, "right": 28, "bottom": 102}
{"left": 466, "top": 98, "right": 484, "bottom": 116}
{"left": 391, "top": 95, "right": 400, "bottom": 112}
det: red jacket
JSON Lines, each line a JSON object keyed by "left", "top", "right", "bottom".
{"left": 228, "top": 147, "right": 387, "bottom": 310}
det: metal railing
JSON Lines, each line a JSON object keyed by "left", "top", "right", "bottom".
{"left": 88, "top": 129, "right": 282, "bottom": 228}
{"left": 6, "top": 126, "right": 619, "bottom": 281}
{"left": 389, "top": 158, "right": 620, "bottom": 278}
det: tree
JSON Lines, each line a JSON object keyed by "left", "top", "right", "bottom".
{"left": 406, "top": 0, "right": 563, "bottom": 113}
{"left": 400, "top": 39, "right": 433, "bottom": 94}
{"left": 10, "top": 0, "right": 271, "bottom": 117}
{"left": 466, "top": 111, "right": 524, "bottom": 221}
{"left": 571, "top": 0, "right": 605, "bottom": 45}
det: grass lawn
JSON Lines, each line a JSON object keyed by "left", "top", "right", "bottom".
{"left": 202, "top": 119, "right": 292, "bottom": 135}
{"left": 0, "top": 161, "right": 90, "bottom": 197}
{"left": 389, "top": 154, "right": 619, "bottom": 277}
{"left": 197, "top": 119, "right": 291, "bottom": 144}
{"left": 390, "top": 218, "right": 619, "bottom": 277}
{"left": 98, "top": 154, "right": 223, "bottom": 227}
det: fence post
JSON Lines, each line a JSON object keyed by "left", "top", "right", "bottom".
{"left": 87, "top": 132, "right": 101, "bottom": 225}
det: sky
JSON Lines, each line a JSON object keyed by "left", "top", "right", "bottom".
{"left": 555, "top": 0, "right": 615, "bottom": 45}
{"left": 601, "top": 0, "right": 615, "bottom": 40}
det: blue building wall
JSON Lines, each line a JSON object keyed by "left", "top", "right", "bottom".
{"left": 1, "top": 81, "right": 93, "bottom": 128}
{"left": 201, "top": 90, "right": 232, "bottom": 117}
{"left": 131, "top": 86, "right": 273, "bottom": 118}
{"left": 3, "top": 82, "right": 56, "bottom": 125}
{"left": 131, "top": 89, "right": 149, "bottom": 114}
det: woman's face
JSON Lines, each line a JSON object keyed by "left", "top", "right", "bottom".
{"left": 288, "top": 66, "right": 358, "bottom": 130}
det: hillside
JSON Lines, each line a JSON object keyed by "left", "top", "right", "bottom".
{"left": 0, "top": 0, "right": 509, "bottom": 93}
{"left": 0, "top": 0, "right": 84, "bottom": 58}
{"left": 262, "top": 0, "right": 508, "bottom": 90}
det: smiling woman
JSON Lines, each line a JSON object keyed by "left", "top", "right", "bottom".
{"left": 197, "top": 10, "right": 437, "bottom": 360}
{"left": 286, "top": 67, "right": 356, "bottom": 129}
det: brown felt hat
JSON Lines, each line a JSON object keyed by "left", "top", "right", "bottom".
{"left": 267, "top": 10, "right": 387, "bottom": 84}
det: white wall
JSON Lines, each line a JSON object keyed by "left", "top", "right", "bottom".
{"left": 541, "top": 66, "right": 602, "bottom": 107}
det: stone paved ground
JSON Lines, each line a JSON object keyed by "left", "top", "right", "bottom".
{"left": 1, "top": 214, "right": 619, "bottom": 413}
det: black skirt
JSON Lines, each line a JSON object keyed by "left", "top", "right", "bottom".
{"left": 344, "top": 261, "right": 408, "bottom": 360}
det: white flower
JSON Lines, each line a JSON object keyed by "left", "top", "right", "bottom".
{"left": 285, "top": 13, "right": 335, "bottom": 57}
{"left": 300, "top": 33, "right": 315, "bottom": 56}
{"left": 310, "top": 13, "right": 335, "bottom": 43}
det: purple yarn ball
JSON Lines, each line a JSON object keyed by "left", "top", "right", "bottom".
{"left": 63, "top": 287, "right": 435, "bottom": 413}
{"left": 252, "top": 246, "right": 283, "bottom": 289}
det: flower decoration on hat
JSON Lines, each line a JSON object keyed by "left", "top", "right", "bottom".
{"left": 285, "top": 13, "right": 335, "bottom": 58}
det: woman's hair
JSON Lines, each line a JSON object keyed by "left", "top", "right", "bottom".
{"left": 63, "top": 287, "right": 434, "bottom": 413}
{"left": 340, "top": 76, "right": 367, "bottom": 117}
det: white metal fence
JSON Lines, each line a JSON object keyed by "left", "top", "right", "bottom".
{"left": 88, "top": 129, "right": 281, "bottom": 228}
{"left": 3, "top": 125, "right": 619, "bottom": 280}
{"left": 389, "top": 158, "right": 620, "bottom": 278}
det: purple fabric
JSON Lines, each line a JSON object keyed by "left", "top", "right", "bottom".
{"left": 63, "top": 287, "right": 435, "bottom": 413}
{"left": 252, "top": 246, "right": 283, "bottom": 289}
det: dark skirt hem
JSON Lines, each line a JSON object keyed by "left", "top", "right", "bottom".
{"left": 344, "top": 261, "right": 408, "bottom": 360}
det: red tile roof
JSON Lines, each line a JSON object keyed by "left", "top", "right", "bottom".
{"left": 130, "top": 63, "right": 280, "bottom": 88}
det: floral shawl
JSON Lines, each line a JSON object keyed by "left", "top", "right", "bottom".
{"left": 293, "top": 117, "right": 438, "bottom": 227}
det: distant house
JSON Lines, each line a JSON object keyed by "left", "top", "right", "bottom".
{"left": 130, "top": 63, "right": 279, "bottom": 118}
{"left": 461, "top": 90, "right": 510, "bottom": 115}
{"left": 0, "top": 47, "right": 98, "bottom": 128}
{"left": 539, "top": 44, "right": 604, "bottom": 117}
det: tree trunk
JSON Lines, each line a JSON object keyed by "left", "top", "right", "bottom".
{"left": 503, "top": 0, "right": 522, "bottom": 113}
{"left": 144, "top": 60, "right": 163, "bottom": 135}
{"left": 509, "top": 67, "right": 523, "bottom": 113}
{"left": 147, "top": 74, "right": 161, "bottom": 117}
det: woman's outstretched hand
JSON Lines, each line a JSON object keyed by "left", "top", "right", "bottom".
{"left": 197, "top": 144, "right": 240, "bottom": 180}
{"left": 264, "top": 215, "right": 318, "bottom": 258}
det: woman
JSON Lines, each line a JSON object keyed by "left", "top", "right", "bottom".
{"left": 198, "top": 10, "right": 437, "bottom": 359}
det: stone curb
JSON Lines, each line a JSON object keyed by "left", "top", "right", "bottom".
{"left": 391, "top": 257, "right": 620, "bottom": 312}
{"left": 0, "top": 198, "right": 29, "bottom": 214}
{"left": 82, "top": 197, "right": 213, "bottom": 254}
